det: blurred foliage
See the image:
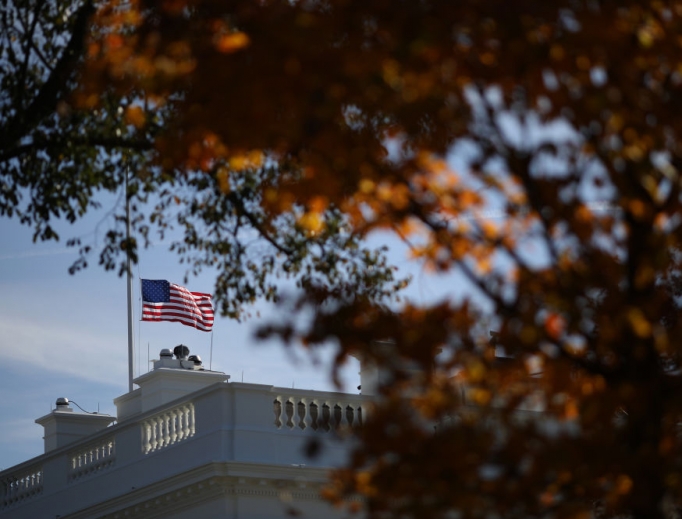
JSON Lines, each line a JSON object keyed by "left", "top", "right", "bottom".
{"left": 0, "top": 0, "right": 405, "bottom": 318}
{"left": 9, "top": 0, "right": 682, "bottom": 517}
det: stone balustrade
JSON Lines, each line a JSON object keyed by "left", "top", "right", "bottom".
{"left": 273, "top": 394, "right": 363, "bottom": 431}
{"left": 0, "top": 465, "right": 42, "bottom": 509}
{"left": 69, "top": 437, "right": 116, "bottom": 481}
{"left": 0, "top": 381, "right": 367, "bottom": 518}
{"left": 141, "top": 402, "right": 196, "bottom": 454}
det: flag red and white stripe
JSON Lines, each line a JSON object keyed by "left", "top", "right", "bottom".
{"left": 141, "top": 279, "right": 214, "bottom": 331}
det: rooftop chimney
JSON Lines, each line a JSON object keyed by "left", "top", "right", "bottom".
{"left": 114, "top": 346, "right": 229, "bottom": 421}
{"left": 35, "top": 398, "right": 115, "bottom": 453}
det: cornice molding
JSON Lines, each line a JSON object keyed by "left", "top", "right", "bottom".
{"left": 66, "top": 461, "right": 333, "bottom": 519}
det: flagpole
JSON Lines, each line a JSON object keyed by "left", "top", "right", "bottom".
{"left": 210, "top": 329, "right": 214, "bottom": 371}
{"left": 126, "top": 173, "right": 135, "bottom": 392}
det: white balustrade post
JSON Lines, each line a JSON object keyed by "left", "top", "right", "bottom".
{"left": 142, "top": 423, "right": 151, "bottom": 454}
{"left": 170, "top": 409, "right": 178, "bottom": 444}
{"left": 339, "top": 402, "right": 350, "bottom": 428}
{"left": 151, "top": 420, "right": 159, "bottom": 452}
{"left": 303, "top": 399, "right": 313, "bottom": 430}
{"left": 273, "top": 397, "right": 282, "bottom": 428}
{"left": 291, "top": 397, "right": 301, "bottom": 430}
{"left": 189, "top": 405, "right": 196, "bottom": 436}
{"left": 180, "top": 406, "right": 189, "bottom": 440}
{"left": 161, "top": 414, "right": 170, "bottom": 448}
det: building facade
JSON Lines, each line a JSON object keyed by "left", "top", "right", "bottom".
{"left": 0, "top": 348, "right": 369, "bottom": 518}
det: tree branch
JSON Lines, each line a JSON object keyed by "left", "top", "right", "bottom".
{"left": 226, "top": 191, "right": 295, "bottom": 256}
{"left": 0, "top": 134, "right": 154, "bottom": 163}
{"left": 2, "top": 0, "right": 94, "bottom": 147}
{"left": 17, "top": 0, "right": 48, "bottom": 111}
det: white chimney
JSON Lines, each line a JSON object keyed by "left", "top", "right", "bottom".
{"left": 35, "top": 398, "right": 115, "bottom": 453}
{"left": 114, "top": 346, "right": 229, "bottom": 421}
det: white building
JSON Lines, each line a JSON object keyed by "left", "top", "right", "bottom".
{"left": 0, "top": 346, "right": 372, "bottom": 519}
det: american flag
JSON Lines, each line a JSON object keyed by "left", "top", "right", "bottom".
{"left": 141, "top": 279, "right": 214, "bottom": 332}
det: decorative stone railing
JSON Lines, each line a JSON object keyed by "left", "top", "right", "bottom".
{"left": 69, "top": 437, "right": 116, "bottom": 481}
{"left": 0, "top": 382, "right": 365, "bottom": 518}
{"left": 0, "top": 465, "right": 42, "bottom": 509}
{"left": 141, "top": 402, "right": 196, "bottom": 454}
{"left": 273, "top": 394, "right": 363, "bottom": 431}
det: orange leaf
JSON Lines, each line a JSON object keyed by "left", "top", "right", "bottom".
{"left": 125, "top": 105, "right": 146, "bottom": 128}
{"left": 545, "top": 313, "right": 565, "bottom": 340}
{"left": 216, "top": 32, "right": 250, "bottom": 54}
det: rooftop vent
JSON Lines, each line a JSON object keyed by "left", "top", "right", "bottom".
{"left": 174, "top": 344, "right": 190, "bottom": 360}
{"left": 55, "top": 397, "right": 72, "bottom": 410}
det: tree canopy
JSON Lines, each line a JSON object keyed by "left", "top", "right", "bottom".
{"left": 0, "top": 0, "right": 404, "bottom": 318}
{"left": 5, "top": 0, "right": 682, "bottom": 518}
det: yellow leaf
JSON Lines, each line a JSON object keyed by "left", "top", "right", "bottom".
{"left": 469, "top": 388, "right": 491, "bottom": 406}
{"left": 228, "top": 151, "right": 261, "bottom": 171}
{"left": 298, "top": 212, "right": 324, "bottom": 234}
{"left": 480, "top": 220, "right": 497, "bottom": 239}
{"left": 216, "top": 167, "right": 230, "bottom": 193}
{"left": 358, "top": 178, "right": 375, "bottom": 194}
{"left": 466, "top": 360, "right": 486, "bottom": 383}
{"left": 216, "top": 32, "right": 250, "bottom": 54}
{"left": 627, "top": 308, "right": 652, "bottom": 338}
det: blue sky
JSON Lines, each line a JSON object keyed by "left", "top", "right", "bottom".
{"left": 0, "top": 189, "right": 465, "bottom": 470}
{"left": 0, "top": 199, "right": 338, "bottom": 469}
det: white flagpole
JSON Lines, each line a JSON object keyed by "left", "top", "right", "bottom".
{"left": 126, "top": 173, "right": 135, "bottom": 392}
{"left": 210, "top": 329, "right": 214, "bottom": 371}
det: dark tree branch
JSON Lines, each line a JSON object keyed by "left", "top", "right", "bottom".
{"left": 0, "top": 135, "right": 154, "bottom": 163}
{"left": 17, "top": 0, "right": 48, "bottom": 111}
{"left": 2, "top": 0, "right": 94, "bottom": 148}
{"left": 226, "top": 191, "right": 295, "bottom": 256}
{"left": 28, "top": 34, "right": 56, "bottom": 73}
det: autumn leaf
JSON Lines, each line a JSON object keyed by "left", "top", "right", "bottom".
{"left": 215, "top": 32, "right": 250, "bottom": 54}
{"left": 125, "top": 105, "right": 146, "bottom": 128}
